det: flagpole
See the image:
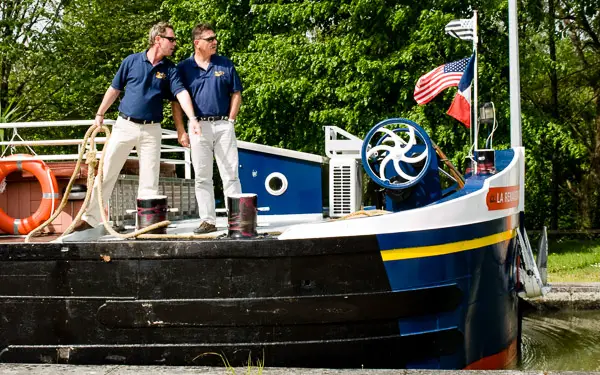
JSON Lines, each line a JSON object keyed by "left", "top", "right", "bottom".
{"left": 473, "top": 10, "right": 479, "bottom": 156}
{"left": 509, "top": 0, "right": 522, "bottom": 147}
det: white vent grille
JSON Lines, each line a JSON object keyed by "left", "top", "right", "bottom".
{"left": 329, "top": 159, "right": 362, "bottom": 217}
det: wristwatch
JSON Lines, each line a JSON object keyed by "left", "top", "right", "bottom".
{"left": 228, "top": 118, "right": 236, "bottom": 124}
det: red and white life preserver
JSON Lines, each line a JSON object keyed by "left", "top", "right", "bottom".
{"left": 0, "top": 155, "right": 60, "bottom": 234}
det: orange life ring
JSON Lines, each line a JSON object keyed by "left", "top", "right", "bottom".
{"left": 0, "top": 155, "right": 60, "bottom": 235}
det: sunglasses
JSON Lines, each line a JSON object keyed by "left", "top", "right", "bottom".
{"left": 199, "top": 35, "right": 217, "bottom": 42}
{"left": 160, "top": 35, "right": 177, "bottom": 42}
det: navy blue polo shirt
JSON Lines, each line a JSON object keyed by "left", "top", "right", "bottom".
{"left": 176, "top": 55, "right": 243, "bottom": 117}
{"left": 111, "top": 51, "right": 186, "bottom": 122}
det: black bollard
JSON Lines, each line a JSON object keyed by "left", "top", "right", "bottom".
{"left": 227, "top": 193, "right": 258, "bottom": 239}
{"left": 136, "top": 195, "right": 168, "bottom": 234}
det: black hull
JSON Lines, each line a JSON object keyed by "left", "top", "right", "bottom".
{"left": 0, "top": 236, "right": 464, "bottom": 367}
{"left": 1, "top": 330, "right": 462, "bottom": 367}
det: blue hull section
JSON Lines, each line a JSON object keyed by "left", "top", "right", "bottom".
{"left": 378, "top": 215, "right": 520, "bottom": 368}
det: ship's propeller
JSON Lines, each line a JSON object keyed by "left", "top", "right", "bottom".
{"left": 361, "top": 118, "right": 434, "bottom": 189}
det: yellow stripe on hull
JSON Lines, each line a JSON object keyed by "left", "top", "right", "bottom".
{"left": 381, "top": 229, "right": 517, "bottom": 262}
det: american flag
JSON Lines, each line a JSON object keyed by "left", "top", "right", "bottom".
{"left": 414, "top": 57, "right": 471, "bottom": 105}
{"left": 445, "top": 18, "right": 474, "bottom": 41}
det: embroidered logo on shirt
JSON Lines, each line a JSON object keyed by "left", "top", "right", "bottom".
{"left": 214, "top": 71, "right": 225, "bottom": 77}
{"left": 155, "top": 72, "right": 166, "bottom": 79}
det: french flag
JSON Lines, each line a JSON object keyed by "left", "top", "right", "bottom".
{"left": 447, "top": 54, "right": 475, "bottom": 128}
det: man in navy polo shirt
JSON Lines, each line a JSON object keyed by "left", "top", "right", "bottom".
{"left": 172, "top": 23, "right": 242, "bottom": 234}
{"left": 73, "top": 22, "right": 200, "bottom": 232}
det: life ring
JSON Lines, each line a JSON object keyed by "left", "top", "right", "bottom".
{"left": 0, "top": 155, "right": 60, "bottom": 235}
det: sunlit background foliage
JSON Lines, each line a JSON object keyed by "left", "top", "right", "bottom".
{"left": 0, "top": 0, "right": 598, "bottom": 229}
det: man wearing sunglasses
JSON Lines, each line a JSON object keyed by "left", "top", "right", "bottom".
{"left": 172, "top": 23, "right": 242, "bottom": 234}
{"left": 72, "top": 22, "right": 200, "bottom": 232}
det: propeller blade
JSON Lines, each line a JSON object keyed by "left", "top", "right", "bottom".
{"left": 379, "top": 154, "right": 393, "bottom": 181}
{"left": 377, "top": 127, "right": 407, "bottom": 147}
{"left": 402, "top": 146, "right": 428, "bottom": 163}
{"left": 393, "top": 159, "right": 417, "bottom": 181}
{"left": 367, "top": 144, "right": 394, "bottom": 158}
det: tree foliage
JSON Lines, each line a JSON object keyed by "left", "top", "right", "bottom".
{"left": 1, "top": 0, "right": 163, "bottom": 153}
{"left": 1, "top": 0, "right": 599, "bottom": 229}
{"left": 0, "top": 0, "right": 65, "bottom": 112}
{"left": 519, "top": 0, "right": 600, "bottom": 228}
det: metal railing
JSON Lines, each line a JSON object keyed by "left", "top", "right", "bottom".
{"left": 0, "top": 120, "right": 198, "bottom": 223}
{"left": 0, "top": 120, "right": 192, "bottom": 178}
{"left": 111, "top": 175, "right": 198, "bottom": 226}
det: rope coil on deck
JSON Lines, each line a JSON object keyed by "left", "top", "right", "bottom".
{"left": 25, "top": 124, "right": 400, "bottom": 242}
{"left": 26, "top": 124, "right": 219, "bottom": 242}
{"left": 333, "top": 209, "right": 391, "bottom": 220}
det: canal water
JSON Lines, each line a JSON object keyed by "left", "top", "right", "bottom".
{"left": 520, "top": 309, "right": 600, "bottom": 371}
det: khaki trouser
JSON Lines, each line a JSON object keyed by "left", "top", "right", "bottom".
{"left": 82, "top": 117, "right": 162, "bottom": 226}
{"left": 189, "top": 119, "right": 242, "bottom": 225}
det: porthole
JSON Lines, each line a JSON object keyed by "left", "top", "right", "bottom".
{"left": 265, "top": 172, "right": 288, "bottom": 196}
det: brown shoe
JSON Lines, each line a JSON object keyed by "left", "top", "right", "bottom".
{"left": 72, "top": 220, "right": 93, "bottom": 232}
{"left": 194, "top": 221, "right": 217, "bottom": 234}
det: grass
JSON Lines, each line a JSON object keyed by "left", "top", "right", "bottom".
{"left": 193, "top": 351, "right": 265, "bottom": 375}
{"left": 547, "top": 238, "right": 600, "bottom": 282}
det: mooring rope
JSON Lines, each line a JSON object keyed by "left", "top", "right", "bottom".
{"left": 26, "top": 125, "right": 109, "bottom": 242}
{"left": 25, "top": 124, "right": 219, "bottom": 242}
{"left": 333, "top": 209, "right": 391, "bottom": 220}
{"left": 25, "top": 125, "right": 396, "bottom": 242}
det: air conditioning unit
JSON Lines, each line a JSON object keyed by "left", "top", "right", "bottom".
{"left": 329, "top": 158, "right": 362, "bottom": 217}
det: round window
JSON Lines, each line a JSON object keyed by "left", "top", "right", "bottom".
{"left": 265, "top": 172, "right": 288, "bottom": 196}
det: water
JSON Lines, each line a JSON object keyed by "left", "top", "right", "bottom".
{"left": 520, "top": 310, "right": 600, "bottom": 371}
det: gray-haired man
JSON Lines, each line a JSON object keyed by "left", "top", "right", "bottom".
{"left": 73, "top": 22, "right": 199, "bottom": 231}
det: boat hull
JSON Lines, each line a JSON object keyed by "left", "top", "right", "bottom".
{"left": 0, "top": 214, "right": 519, "bottom": 369}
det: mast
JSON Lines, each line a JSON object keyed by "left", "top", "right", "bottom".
{"left": 508, "top": 0, "right": 522, "bottom": 147}
{"left": 473, "top": 10, "right": 479, "bottom": 152}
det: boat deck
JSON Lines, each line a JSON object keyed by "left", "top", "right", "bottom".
{"left": 0, "top": 214, "right": 328, "bottom": 244}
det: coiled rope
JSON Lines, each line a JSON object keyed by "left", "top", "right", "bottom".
{"left": 333, "top": 209, "right": 390, "bottom": 220}
{"left": 25, "top": 125, "right": 395, "bottom": 243}
{"left": 25, "top": 124, "right": 219, "bottom": 242}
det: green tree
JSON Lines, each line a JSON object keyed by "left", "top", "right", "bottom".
{"left": 166, "top": 0, "right": 493, "bottom": 158}
{"left": 33, "top": 0, "right": 165, "bottom": 120}
{"left": 557, "top": 0, "right": 600, "bottom": 228}
{"left": 1, "top": 0, "right": 165, "bottom": 155}
{"left": 519, "top": 0, "right": 600, "bottom": 229}
{"left": 0, "top": 0, "right": 65, "bottom": 112}
{"left": 4, "top": 0, "right": 598, "bottom": 230}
